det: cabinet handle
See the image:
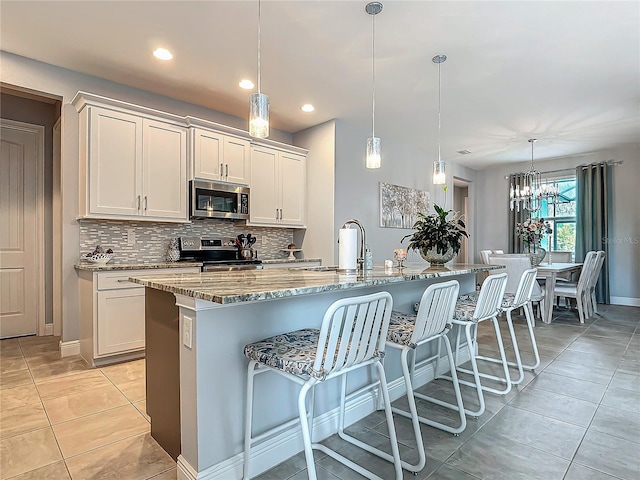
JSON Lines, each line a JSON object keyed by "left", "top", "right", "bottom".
{"left": 275, "top": 208, "right": 279, "bottom": 220}
{"left": 225, "top": 164, "right": 229, "bottom": 178}
{"left": 144, "top": 196, "right": 148, "bottom": 211}
{"left": 117, "top": 279, "right": 131, "bottom": 283}
{"left": 279, "top": 208, "right": 283, "bottom": 220}
{"left": 137, "top": 195, "right": 141, "bottom": 210}
{"left": 220, "top": 163, "right": 224, "bottom": 177}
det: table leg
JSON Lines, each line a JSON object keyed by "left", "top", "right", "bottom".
{"left": 544, "top": 272, "right": 557, "bottom": 324}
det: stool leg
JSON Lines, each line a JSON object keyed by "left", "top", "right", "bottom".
{"left": 441, "top": 335, "right": 467, "bottom": 434}
{"left": 458, "top": 321, "right": 485, "bottom": 417}
{"left": 298, "top": 380, "right": 318, "bottom": 480}
{"left": 522, "top": 302, "right": 541, "bottom": 371}
{"left": 398, "top": 347, "right": 426, "bottom": 472}
{"left": 504, "top": 308, "right": 525, "bottom": 385}
{"left": 243, "top": 360, "right": 258, "bottom": 480}
{"left": 375, "top": 362, "right": 404, "bottom": 479}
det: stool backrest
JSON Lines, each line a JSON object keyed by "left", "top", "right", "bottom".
{"left": 512, "top": 268, "right": 539, "bottom": 307}
{"left": 480, "top": 250, "right": 492, "bottom": 264}
{"left": 314, "top": 291, "right": 393, "bottom": 377}
{"left": 474, "top": 273, "right": 508, "bottom": 321}
{"left": 413, "top": 280, "right": 460, "bottom": 343}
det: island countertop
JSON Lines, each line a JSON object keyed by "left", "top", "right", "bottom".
{"left": 129, "top": 263, "right": 501, "bottom": 304}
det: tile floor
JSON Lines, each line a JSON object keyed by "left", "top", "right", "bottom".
{"left": 0, "top": 304, "right": 638, "bottom": 480}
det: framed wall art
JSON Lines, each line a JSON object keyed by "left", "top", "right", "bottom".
{"left": 379, "top": 182, "right": 430, "bottom": 228}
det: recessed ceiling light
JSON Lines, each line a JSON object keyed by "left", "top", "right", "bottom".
{"left": 153, "top": 48, "right": 173, "bottom": 61}
{"left": 239, "top": 79, "right": 255, "bottom": 90}
{"left": 300, "top": 104, "right": 315, "bottom": 113}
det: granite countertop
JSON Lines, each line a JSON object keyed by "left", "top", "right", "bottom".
{"left": 261, "top": 258, "right": 322, "bottom": 264}
{"left": 129, "top": 263, "right": 503, "bottom": 305}
{"left": 74, "top": 261, "right": 203, "bottom": 271}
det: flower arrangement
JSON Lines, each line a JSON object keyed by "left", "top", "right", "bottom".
{"left": 401, "top": 204, "right": 469, "bottom": 256}
{"left": 516, "top": 217, "right": 552, "bottom": 245}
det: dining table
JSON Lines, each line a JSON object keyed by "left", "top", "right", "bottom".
{"left": 536, "top": 262, "right": 583, "bottom": 323}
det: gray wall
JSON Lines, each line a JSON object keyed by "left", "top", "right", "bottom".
{"left": 475, "top": 144, "right": 640, "bottom": 303}
{"left": 1, "top": 92, "right": 60, "bottom": 324}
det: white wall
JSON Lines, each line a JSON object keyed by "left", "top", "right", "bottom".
{"left": 0, "top": 52, "right": 294, "bottom": 342}
{"left": 293, "top": 120, "right": 336, "bottom": 265}
{"left": 475, "top": 144, "right": 640, "bottom": 303}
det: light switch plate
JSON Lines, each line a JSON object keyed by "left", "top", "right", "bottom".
{"left": 183, "top": 316, "right": 192, "bottom": 348}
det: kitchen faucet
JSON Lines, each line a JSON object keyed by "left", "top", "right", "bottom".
{"left": 341, "top": 219, "right": 366, "bottom": 271}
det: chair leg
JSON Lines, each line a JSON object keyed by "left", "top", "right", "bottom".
{"left": 504, "top": 309, "right": 524, "bottom": 385}
{"left": 243, "top": 360, "right": 258, "bottom": 480}
{"left": 591, "top": 290, "right": 599, "bottom": 315}
{"left": 297, "top": 382, "right": 318, "bottom": 480}
{"left": 576, "top": 294, "right": 586, "bottom": 323}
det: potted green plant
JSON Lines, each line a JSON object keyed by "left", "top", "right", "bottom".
{"left": 401, "top": 204, "right": 469, "bottom": 265}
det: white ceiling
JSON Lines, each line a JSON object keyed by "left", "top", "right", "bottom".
{"left": 1, "top": 1, "right": 639, "bottom": 169}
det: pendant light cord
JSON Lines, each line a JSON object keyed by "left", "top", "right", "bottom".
{"left": 437, "top": 61, "right": 442, "bottom": 163}
{"left": 371, "top": 12, "right": 376, "bottom": 138}
{"left": 257, "top": 0, "right": 262, "bottom": 94}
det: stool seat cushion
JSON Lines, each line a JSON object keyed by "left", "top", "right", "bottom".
{"left": 458, "top": 292, "right": 515, "bottom": 308}
{"left": 388, "top": 311, "right": 417, "bottom": 347}
{"left": 244, "top": 329, "right": 320, "bottom": 377}
{"left": 453, "top": 301, "right": 478, "bottom": 322}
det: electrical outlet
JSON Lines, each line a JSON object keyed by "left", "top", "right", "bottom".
{"left": 262, "top": 235, "right": 267, "bottom": 245}
{"left": 183, "top": 316, "right": 192, "bottom": 348}
{"left": 127, "top": 228, "right": 136, "bottom": 246}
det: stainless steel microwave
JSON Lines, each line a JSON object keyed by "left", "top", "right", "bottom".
{"left": 189, "top": 180, "right": 250, "bottom": 220}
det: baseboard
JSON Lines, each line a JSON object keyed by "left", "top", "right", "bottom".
{"left": 59, "top": 340, "right": 80, "bottom": 357}
{"left": 610, "top": 296, "right": 640, "bottom": 307}
{"left": 44, "top": 324, "right": 54, "bottom": 336}
{"left": 180, "top": 347, "right": 472, "bottom": 480}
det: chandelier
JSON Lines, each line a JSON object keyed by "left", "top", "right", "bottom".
{"left": 509, "top": 139, "right": 559, "bottom": 213}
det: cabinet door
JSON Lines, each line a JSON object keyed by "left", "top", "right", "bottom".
{"left": 249, "top": 146, "right": 279, "bottom": 224}
{"left": 142, "top": 120, "right": 188, "bottom": 220}
{"left": 192, "top": 128, "right": 223, "bottom": 181}
{"left": 224, "top": 136, "right": 250, "bottom": 185}
{"left": 88, "top": 107, "right": 142, "bottom": 216}
{"left": 96, "top": 288, "right": 145, "bottom": 356}
{"left": 279, "top": 151, "right": 306, "bottom": 226}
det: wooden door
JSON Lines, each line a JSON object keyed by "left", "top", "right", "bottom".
{"left": 279, "top": 151, "right": 305, "bottom": 226}
{"left": 88, "top": 107, "right": 142, "bottom": 216}
{"left": 142, "top": 120, "right": 187, "bottom": 220}
{"left": 0, "top": 121, "right": 43, "bottom": 338}
{"left": 249, "top": 146, "right": 279, "bottom": 224}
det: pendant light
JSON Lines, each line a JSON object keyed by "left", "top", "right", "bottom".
{"left": 249, "top": 0, "right": 269, "bottom": 138}
{"left": 365, "top": 2, "right": 383, "bottom": 169}
{"left": 432, "top": 54, "right": 447, "bottom": 184}
{"left": 509, "top": 139, "right": 559, "bottom": 212}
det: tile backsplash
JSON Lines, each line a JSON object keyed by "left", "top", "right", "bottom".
{"left": 79, "top": 219, "right": 295, "bottom": 263}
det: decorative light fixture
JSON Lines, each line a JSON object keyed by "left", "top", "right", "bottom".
{"left": 365, "top": 2, "right": 383, "bottom": 169}
{"left": 432, "top": 54, "right": 447, "bottom": 184}
{"left": 249, "top": 0, "right": 269, "bottom": 138}
{"left": 509, "top": 138, "right": 559, "bottom": 212}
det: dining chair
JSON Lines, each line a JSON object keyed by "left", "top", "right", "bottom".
{"left": 553, "top": 251, "right": 597, "bottom": 323}
{"left": 243, "top": 291, "right": 402, "bottom": 480}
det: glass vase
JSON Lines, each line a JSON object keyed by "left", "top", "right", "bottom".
{"left": 529, "top": 243, "right": 546, "bottom": 267}
{"left": 420, "top": 246, "right": 456, "bottom": 265}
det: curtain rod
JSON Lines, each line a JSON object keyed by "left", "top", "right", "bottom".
{"left": 504, "top": 160, "right": 623, "bottom": 180}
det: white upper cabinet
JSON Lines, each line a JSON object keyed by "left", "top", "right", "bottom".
{"left": 249, "top": 141, "right": 307, "bottom": 228}
{"left": 187, "top": 117, "right": 251, "bottom": 185}
{"left": 74, "top": 92, "right": 188, "bottom": 222}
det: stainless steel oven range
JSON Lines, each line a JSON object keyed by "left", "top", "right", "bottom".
{"left": 177, "top": 236, "right": 262, "bottom": 272}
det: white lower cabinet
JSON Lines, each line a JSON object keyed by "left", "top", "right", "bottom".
{"left": 78, "top": 267, "right": 199, "bottom": 366}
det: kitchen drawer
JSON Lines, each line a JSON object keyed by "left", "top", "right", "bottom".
{"left": 96, "top": 267, "right": 199, "bottom": 291}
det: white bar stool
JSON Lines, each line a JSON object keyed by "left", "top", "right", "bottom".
{"left": 242, "top": 291, "right": 402, "bottom": 480}
{"left": 441, "top": 273, "right": 509, "bottom": 417}
{"left": 380, "top": 280, "right": 465, "bottom": 474}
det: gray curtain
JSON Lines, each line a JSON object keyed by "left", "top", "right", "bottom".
{"left": 508, "top": 173, "right": 528, "bottom": 253}
{"left": 576, "top": 162, "right": 611, "bottom": 304}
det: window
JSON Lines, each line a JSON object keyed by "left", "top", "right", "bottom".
{"left": 540, "top": 177, "right": 577, "bottom": 254}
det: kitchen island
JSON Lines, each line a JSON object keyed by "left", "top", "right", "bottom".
{"left": 130, "top": 263, "right": 500, "bottom": 480}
